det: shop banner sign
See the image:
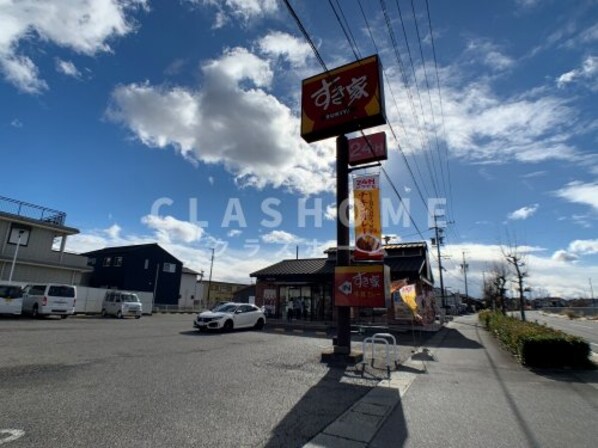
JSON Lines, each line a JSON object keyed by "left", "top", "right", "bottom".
{"left": 348, "top": 132, "right": 387, "bottom": 166}
{"left": 334, "top": 264, "right": 390, "bottom": 307}
{"left": 353, "top": 174, "right": 384, "bottom": 260}
{"left": 301, "top": 55, "right": 386, "bottom": 143}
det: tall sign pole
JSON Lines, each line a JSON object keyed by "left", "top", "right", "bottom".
{"left": 335, "top": 135, "right": 351, "bottom": 354}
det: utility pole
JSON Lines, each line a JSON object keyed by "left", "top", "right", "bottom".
{"left": 206, "top": 248, "right": 215, "bottom": 309}
{"left": 431, "top": 215, "right": 446, "bottom": 310}
{"left": 590, "top": 278, "right": 595, "bottom": 306}
{"left": 460, "top": 252, "right": 469, "bottom": 299}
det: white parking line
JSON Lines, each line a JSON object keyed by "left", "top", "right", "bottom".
{"left": 0, "top": 429, "right": 25, "bottom": 445}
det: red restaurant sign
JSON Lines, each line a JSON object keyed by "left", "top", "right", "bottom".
{"left": 301, "top": 55, "right": 386, "bottom": 143}
{"left": 334, "top": 265, "right": 390, "bottom": 307}
{"left": 348, "top": 131, "right": 388, "bottom": 166}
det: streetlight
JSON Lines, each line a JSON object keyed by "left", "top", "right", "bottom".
{"left": 8, "top": 229, "right": 25, "bottom": 283}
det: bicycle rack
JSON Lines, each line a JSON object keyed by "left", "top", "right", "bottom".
{"left": 360, "top": 332, "right": 400, "bottom": 378}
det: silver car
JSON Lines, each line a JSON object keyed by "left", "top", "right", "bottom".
{"left": 102, "top": 291, "right": 142, "bottom": 319}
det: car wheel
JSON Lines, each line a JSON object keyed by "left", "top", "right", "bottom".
{"left": 135, "top": 315, "right": 141, "bottom": 319}
{"left": 198, "top": 327, "right": 206, "bottom": 332}
{"left": 254, "top": 318, "right": 265, "bottom": 330}
{"left": 32, "top": 304, "right": 39, "bottom": 318}
{"left": 117, "top": 310, "right": 123, "bottom": 319}
{"left": 101, "top": 309, "right": 107, "bottom": 318}
{"left": 60, "top": 314, "right": 69, "bottom": 319}
{"left": 223, "top": 320, "right": 233, "bottom": 332}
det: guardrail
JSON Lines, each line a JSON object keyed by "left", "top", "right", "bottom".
{"left": 0, "top": 195, "right": 66, "bottom": 226}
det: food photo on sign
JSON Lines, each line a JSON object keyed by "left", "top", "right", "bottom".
{"left": 353, "top": 174, "right": 384, "bottom": 260}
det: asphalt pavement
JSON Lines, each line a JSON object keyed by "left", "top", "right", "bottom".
{"left": 0, "top": 314, "right": 420, "bottom": 448}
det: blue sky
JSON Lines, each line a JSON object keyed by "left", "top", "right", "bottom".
{"left": 0, "top": 0, "right": 596, "bottom": 298}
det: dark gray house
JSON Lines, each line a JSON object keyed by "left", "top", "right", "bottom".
{"left": 83, "top": 243, "right": 183, "bottom": 305}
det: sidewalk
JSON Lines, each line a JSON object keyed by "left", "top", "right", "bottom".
{"left": 305, "top": 314, "right": 598, "bottom": 448}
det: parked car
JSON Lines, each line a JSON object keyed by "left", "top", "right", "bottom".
{"left": 194, "top": 302, "right": 265, "bottom": 332}
{"left": 101, "top": 291, "right": 142, "bottom": 319}
{"left": 0, "top": 283, "right": 24, "bottom": 315}
{"left": 22, "top": 283, "right": 76, "bottom": 318}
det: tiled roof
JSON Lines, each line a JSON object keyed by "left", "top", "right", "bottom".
{"left": 251, "top": 255, "right": 426, "bottom": 278}
{"left": 250, "top": 258, "right": 334, "bottom": 277}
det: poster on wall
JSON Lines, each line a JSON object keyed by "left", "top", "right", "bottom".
{"left": 353, "top": 174, "right": 384, "bottom": 260}
{"left": 263, "top": 289, "right": 276, "bottom": 317}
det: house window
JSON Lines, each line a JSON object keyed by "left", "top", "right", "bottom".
{"left": 103, "top": 257, "right": 112, "bottom": 267}
{"left": 114, "top": 257, "right": 123, "bottom": 267}
{"left": 89, "top": 258, "right": 97, "bottom": 266}
{"left": 163, "top": 262, "right": 176, "bottom": 273}
{"left": 144, "top": 259, "right": 149, "bottom": 270}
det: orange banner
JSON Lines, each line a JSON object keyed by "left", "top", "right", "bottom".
{"left": 353, "top": 174, "right": 383, "bottom": 260}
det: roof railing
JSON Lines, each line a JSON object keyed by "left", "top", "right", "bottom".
{"left": 0, "top": 195, "right": 67, "bottom": 226}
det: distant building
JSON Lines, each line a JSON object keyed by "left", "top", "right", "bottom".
{"left": 179, "top": 267, "right": 205, "bottom": 309}
{"left": 83, "top": 243, "right": 182, "bottom": 305}
{"left": 0, "top": 196, "right": 90, "bottom": 284}
{"left": 204, "top": 280, "right": 251, "bottom": 309}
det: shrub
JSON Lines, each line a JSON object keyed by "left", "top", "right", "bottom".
{"left": 478, "top": 311, "right": 592, "bottom": 368}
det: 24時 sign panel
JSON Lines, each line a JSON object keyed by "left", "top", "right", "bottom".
{"left": 301, "top": 55, "right": 386, "bottom": 143}
{"left": 348, "top": 132, "right": 388, "bottom": 166}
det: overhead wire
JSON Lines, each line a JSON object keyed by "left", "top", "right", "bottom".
{"left": 392, "top": 0, "right": 442, "bottom": 199}
{"left": 356, "top": 0, "right": 432, "bottom": 205}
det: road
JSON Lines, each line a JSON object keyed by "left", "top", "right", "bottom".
{"left": 0, "top": 314, "right": 418, "bottom": 448}
{"left": 514, "top": 310, "right": 598, "bottom": 353}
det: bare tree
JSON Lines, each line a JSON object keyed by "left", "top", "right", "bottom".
{"left": 502, "top": 243, "right": 529, "bottom": 321}
{"left": 483, "top": 262, "right": 509, "bottom": 313}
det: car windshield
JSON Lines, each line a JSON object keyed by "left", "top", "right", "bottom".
{"left": 0, "top": 285, "right": 23, "bottom": 299}
{"left": 123, "top": 294, "right": 139, "bottom": 302}
{"left": 212, "top": 304, "right": 237, "bottom": 313}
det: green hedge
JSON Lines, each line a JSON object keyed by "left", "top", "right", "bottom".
{"left": 479, "top": 311, "right": 592, "bottom": 368}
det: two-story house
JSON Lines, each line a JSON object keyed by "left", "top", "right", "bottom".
{"left": 83, "top": 243, "right": 183, "bottom": 305}
{"left": 0, "top": 196, "right": 90, "bottom": 284}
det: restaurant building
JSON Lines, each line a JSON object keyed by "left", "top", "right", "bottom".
{"left": 250, "top": 242, "right": 434, "bottom": 322}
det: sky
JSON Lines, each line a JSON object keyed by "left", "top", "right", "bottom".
{"left": 0, "top": 0, "right": 597, "bottom": 299}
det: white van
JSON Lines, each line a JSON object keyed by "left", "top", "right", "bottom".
{"left": 101, "top": 291, "right": 142, "bottom": 319}
{"left": 23, "top": 284, "right": 76, "bottom": 318}
{"left": 0, "top": 284, "right": 24, "bottom": 315}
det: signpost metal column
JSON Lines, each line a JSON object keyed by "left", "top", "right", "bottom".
{"left": 335, "top": 135, "right": 351, "bottom": 354}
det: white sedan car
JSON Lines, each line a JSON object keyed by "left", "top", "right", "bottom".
{"left": 194, "top": 302, "right": 266, "bottom": 332}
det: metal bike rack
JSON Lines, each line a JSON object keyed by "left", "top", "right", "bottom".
{"left": 360, "top": 332, "right": 399, "bottom": 377}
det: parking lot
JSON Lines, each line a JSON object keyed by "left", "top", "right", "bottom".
{"left": 0, "top": 314, "right": 419, "bottom": 447}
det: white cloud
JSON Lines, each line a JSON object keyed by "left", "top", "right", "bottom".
{"left": 551, "top": 250, "right": 579, "bottom": 263}
{"left": 106, "top": 223, "right": 122, "bottom": 239}
{"left": 464, "top": 39, "right": 514, "bottom": 71}
{"left": 141, "top": 215, "right": 204, "bottom": 243}
{"left": 107, "top": 46, "right": 336, "bottom": 195}
{"left": 261, "top": 230, "right": 300, "bottom": 244}
{"left": 0, "top": 0, "right": 146, "bottom": 93}
{"left": 556, "top": 55, "right": 598, "bottom": 90}
{"left": 10, "top": 118, "right": 22, "bottom": 128}
{"left": 227, "top": 229, "right": 242, "bottom": 237}
{"left": 208, "top": 176, "right": 214, "bottom": 185}
{"left": 508, "top": 204, "right": 539, "bottom": 220}
{"left": 189, "top": 0, "right": 278, "bottom": 28}
{"left": 555, "top": 181, "right": 598, "bottom": 211}
{"left": 568, "top": 239, "right": 598, "bottom": 255}
{"left": 55, "top": 58, "right": 81, "bottom": 78}
{"left": 257, "top": 31, "right": 313, "bottom": 68}
{"left": 441, "top": 243, "right": 596, "bottom": 298}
